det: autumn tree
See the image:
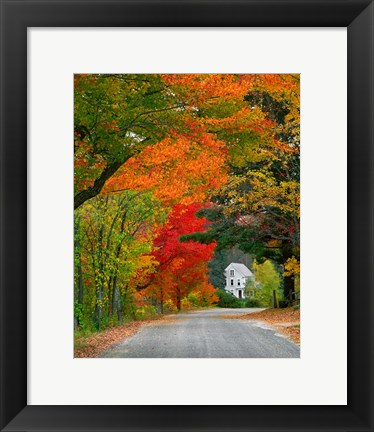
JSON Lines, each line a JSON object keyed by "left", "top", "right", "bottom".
{"left": 182, "top": 74, "right": 300, "bottom": 303}
{"left": 74, "top": 74, "right": 187, "bottom": 209}
{"left": 144, "top": 203, "right": 216, "bottom": 311}
{"left": 74, "top": 73, "right": 300, "bottom": 335}
{"left": 104, "top": 132, "right": 228, "bottom": 206}
{"left": 74, "top": 74, "right": 279, "bottom": 209}
{"left": 74, "top": 190, "right": 165, "bottom": 329}
{"left": 246, "top": 260, "right": 282, "bottom": 307}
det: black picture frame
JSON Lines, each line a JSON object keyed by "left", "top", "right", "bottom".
{"left": 1, "top": 1, "right": 373, "bottom": 431}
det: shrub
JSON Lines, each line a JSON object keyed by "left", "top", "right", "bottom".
{"left": 216, "top": 289, "right": 245, "bottom": 308}
{"left": 187, "top": 292, "right": 200, "bottom": 307}
{"left": 278, "top": 299, "right": 290, "bottom": 308}
{"left": 135, "top": 305, "right": 159, "bottom": 320}
{"left": 163, "top": 300, "right": 178, "bottom": 314}
{"left": 181, "top": 298, "right": 192, "bottom": 311}
{"left": 245, "top": 298, "right": 261, "bottom": 308}
{"left": 193, "top": 282, "right": 219, "bottom": 307}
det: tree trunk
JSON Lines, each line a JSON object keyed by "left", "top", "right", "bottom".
{"left": 110, "top": 276, "right": 117, "bottom": 318}
{"left": 95, "top": 224, "right": 105, "bottom": 329}
{"left": 272, "top": 289, "right": 279, "bottom": 308}
{"left": 160, "top": 288, "right": 164, "bottom": 314}
{"left": 107, "top": 277, "right": 113, "bottom": 318}
{"left": 114, "top": 285, "right": 122, "bottom": 323}
{"left": 176, "top": 288, "right": 181, "bottom": 311}
{"left": 283, "top": 275, "right": 295, "bottom": 305}
{"left": 74, "top": 216, "right": 84, "bottom": 327}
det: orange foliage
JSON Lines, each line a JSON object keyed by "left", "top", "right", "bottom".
{"left": 190, "top": 277, "right": 219, "bottom": 306}
{"left": 161, "top": 74, "right": 255, "bottom": 105}
{"left": 104, "top": 132, "right": 228, "bottom": 205}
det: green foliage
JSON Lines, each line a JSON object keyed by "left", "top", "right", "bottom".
{"left": 245, "top": 298, "right": 261, "bottom": 308}
{"left": 187, "top": 292, "right": 200, "bottom": 307}
{"left": 135, "top": 305, "right": 159, "bottom": 321}
{"left": 278, "top": 299, "right": 290, "bottom": 308}
{"left": 74, "top": 300, "right": 84, "bottom": 326}
{"left": 216, "top": 289, "right": 246, "bottom": 308}
{"left": 181, "top": 298, "right": 192, "bottom": 311}
{"left": 74, "top": 190, "right": 165, "bottom": 331}
{"left": 248, "top": 260, "right": 283, "bottom": 307}
{"left": 207, "top": 249, "right": 227, "bottom": 288}
{"left": 74, "top": 74, "right": 185, "bottom": 205}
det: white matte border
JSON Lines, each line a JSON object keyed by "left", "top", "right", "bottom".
{"left": 28, "top": 28, "right": 347, "bottom": 405}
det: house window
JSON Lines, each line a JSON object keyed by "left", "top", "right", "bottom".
{"left": 230, "top": 279, "right": 234, "bottom": 286}
{"left": 230, "top": 270, "right": 235, "bottom": 276}
{"left": 237, "top": 279, "right": 241, "bottom": 286}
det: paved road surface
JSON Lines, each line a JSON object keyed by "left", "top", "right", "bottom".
{"left": 100, "top": 308, "right": 300, "bottom": 358}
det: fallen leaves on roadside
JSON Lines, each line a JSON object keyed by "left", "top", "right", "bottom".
{"left": 274, "top": 323, "right": 300, "bottom": 345}
{"left": 223, "top": 307, "right": 300, "bottom": 345}
{"left": 74, "top": 315, "right": 175, "bottom": 358}
{"left": 239, "top": 307, "right": 300, "bottom": 323}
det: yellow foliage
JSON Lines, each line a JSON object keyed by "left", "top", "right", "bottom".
{"left": 284, "top": 257, "right": 300, "bottom": 277}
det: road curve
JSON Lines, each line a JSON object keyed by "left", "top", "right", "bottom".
{"left": 100, "top": 308, "right": 300, "bottom": 358}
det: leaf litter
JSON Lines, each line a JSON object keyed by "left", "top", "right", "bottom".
{"left": 222, "top": 307, "right": 300, "bottom": 345}
{"left": 74, "top": 315, "right": 176, "bottom": 358}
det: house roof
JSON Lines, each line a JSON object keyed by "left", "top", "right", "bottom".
{"left": 225, "top": 263, "right": 253, "bottom": 277}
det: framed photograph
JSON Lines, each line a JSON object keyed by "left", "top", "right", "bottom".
{"left": 1, "top": 0, "right": 373, "bottom": 431}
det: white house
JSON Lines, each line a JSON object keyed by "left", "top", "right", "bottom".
{"left": 224, "top": 263, "right": 254, "bottom": 299}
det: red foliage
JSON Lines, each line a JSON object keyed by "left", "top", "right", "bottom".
{"left": 146, "top": 203, "right": 216, "bottom": 310}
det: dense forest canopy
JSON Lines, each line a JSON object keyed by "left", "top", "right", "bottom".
{"left": 74, "top": 74, "right": 300, "bottom": 331}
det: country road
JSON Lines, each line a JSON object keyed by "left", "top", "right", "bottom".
{"left": 100, "top": 308, "right": 300, "bottom": 358}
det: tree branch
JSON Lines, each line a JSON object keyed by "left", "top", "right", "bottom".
{"left": 74, "top": 160, "right": 125, "bottom": 209}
